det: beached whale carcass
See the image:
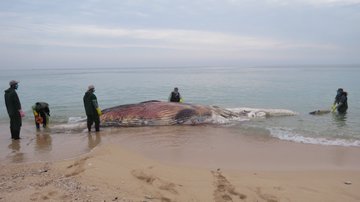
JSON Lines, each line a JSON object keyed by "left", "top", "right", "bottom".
{"left": 100, "top": 100, "right": 238, "bottom": 127}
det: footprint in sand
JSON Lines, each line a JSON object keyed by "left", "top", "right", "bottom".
{"left": 65, "top": 156, "right": 90, "bottom": 177}
{"left": 131, "top": 169, "right": 179, "bottom": 194}
{"left": 131, "top": 168, "right": 182, "bottom": 202}
{"left": 255, "top": 187, "right": 279, "bottom": 202}
{"left": 30, "top": 191, "right": 60, "bottom": 201}
{"left": 211, "top": 170, "right": 247, "bottom": 202}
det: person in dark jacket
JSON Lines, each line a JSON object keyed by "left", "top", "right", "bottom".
{"left": 32, "top": 102, "right": 50, "bottom": 129}
{"left": 4, "top": 80, "right": 24, "bottom": 140}
{"left": 169, "top": 87, "right": 182, "bottom": 102}
{"left": 335, "top": 91, "right": 348, "bottom": 114}
{"left": 83, "top": 85, "right": 102, "bottom": 132}
{"left": 333, "top": 88, "right": 343, "bottom": 106}
{"left": 332, "top": 88, "right": 348, "bottom": 114}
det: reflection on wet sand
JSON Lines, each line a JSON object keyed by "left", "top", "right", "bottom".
{"left": 35, "top": 132, "right": 52, "bottom": 152}
{"left": 8, "top": 140, "right": 24, "bottom": 163}
{"left": 0, "top": 123, "right": 106, "bottom": 164}
{"left": 88, "top": 133, "right": 101, "bottom": 149}
{"left": 8, "top": 139, "right": 21, "bottom": 152}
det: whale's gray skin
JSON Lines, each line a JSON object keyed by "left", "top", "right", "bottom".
{"left": 100, "top": 100, "right": 238, "bottom": 127}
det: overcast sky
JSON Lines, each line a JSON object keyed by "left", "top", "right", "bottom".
{"left": 1, "top": 0, "right": 359, "bottom": 69}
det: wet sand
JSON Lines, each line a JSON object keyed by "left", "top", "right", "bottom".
{"left": 1, "top": 122, "right": 360, "bottom": 201}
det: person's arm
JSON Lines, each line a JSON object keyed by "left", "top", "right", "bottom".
{"left": 332, "top": 95, "right": 340, "bottom": 111}
{"left": 92, "top": 94, "right": 102, "bottom": 115}
{"left": 13, "top": 92, "right": 21, "bottom": 111}
{"left": 13, "top": 91, "right": 24, "bottom": 117}
{"left": 334, "top": 95, "right": 339, "bottom": 105}
{"left": 179, "top": 93, "right": 183, "bottom": 103}
{"left": 32, "top": 105, "right": 38, "bottom": 116}
{"left": 92, "top": 99, "right": 99, "bottom": 109}
{"left": 45, "top": 107, "right": 50, "bottom": 116}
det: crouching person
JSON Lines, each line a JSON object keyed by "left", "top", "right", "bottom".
{"left": 32, "top": 102, "right": 50, "bottom": 129}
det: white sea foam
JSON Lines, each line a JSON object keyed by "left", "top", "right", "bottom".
{"left": 68, "top": 116, "right": 87, "bottom": 123}
{"left": 51, "top": 122, "right": 87, "bottom": 131}
{"left": 227, "top": 107, "right": 298, "bottom": 118}
{"left": 269, "top": 127, "right": 360, "bottom": 147}
{"left": 49, "top": 117, "right": 87, "bottom": 131}
{"left": 210, "top": 113, "right": 250, "bottom": 124}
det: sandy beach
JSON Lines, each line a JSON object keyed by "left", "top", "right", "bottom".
{"left": 1, "top": 123, "right": 360, "bottom": 202}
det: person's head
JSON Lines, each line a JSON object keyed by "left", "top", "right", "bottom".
{"left": 343, "top": 91, "right": 348, "bottom": 96}
{"left": 88, "top": 85, "right": 95, "bottom": 92}
{"left": 9, "top": 80, "right": 19, "bottom": 90}
{"left": 337, "top": 88, "right": 343, "bottom": 94}
{"left": 174, "top": 87, "right": 178, "bottom": 92}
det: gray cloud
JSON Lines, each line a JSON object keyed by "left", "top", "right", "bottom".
{"left": 0, "top": 0, "right": 359, "bottom": 68}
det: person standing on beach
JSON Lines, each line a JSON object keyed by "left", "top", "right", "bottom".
{"left": 169, "top": 87, "right": 183, "bottom": 102}
{"left": 4, "top": 80, "right": 24, "bottom": 140}
{"left": 32, "top": 102, "right": 50, "bottom": 129}
{"left": 83, "top": 85, "right": 102, "bottom": 132}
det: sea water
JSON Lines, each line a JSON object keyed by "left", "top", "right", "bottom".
{"left": 0, "top": 66, "right": 359, "bottom": 147}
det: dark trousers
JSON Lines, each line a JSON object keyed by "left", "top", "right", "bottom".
{"left": 10, "top": 115, "right": 22, "bottom": 139}
{"left": 337, "top": 106, "right": 348, "bottom": 114}
{"left": 87, "top": 114, "right": 100, "bottom": 132}
{"left": 35, "top": 112, "right": 47, "bottom": 129}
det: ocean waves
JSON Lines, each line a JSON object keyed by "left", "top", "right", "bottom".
{"left": 268, "top": 127, "right": 360, "bottom": 147}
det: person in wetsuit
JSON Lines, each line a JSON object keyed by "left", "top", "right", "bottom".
{"left": 332, "top": 88, "right": 348, "bottom": 114}
{"left": 32, "top": 102, "right": 50, "bottom": 129}
{"left": 333, "top": 88, "right": 343, "bottom": 107}
{"left": 4, "top": 80, "right": 24, "bottom": 140}
{"left": 169, "top": 87, "right": 182, "bottom": 102}
{"left": 83, "top": 85, "right": 102, "bottom": 132}
{"left": 335, "top": 91, "right": 348, "bottom": 114}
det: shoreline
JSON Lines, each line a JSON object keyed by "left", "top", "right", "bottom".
{"left": 1, "top": 122, "right": 360, "bottom": 169}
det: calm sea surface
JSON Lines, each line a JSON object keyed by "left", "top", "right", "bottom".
{"left": 1, "top": 66, "right": 359, "bottom": 147}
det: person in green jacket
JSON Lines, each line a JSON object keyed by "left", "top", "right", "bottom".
{"left": 4, "top": 80, "right": 24, "bottom": 140}
{"left": 83, "top": 85, "right": 102, "bottom": 132}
